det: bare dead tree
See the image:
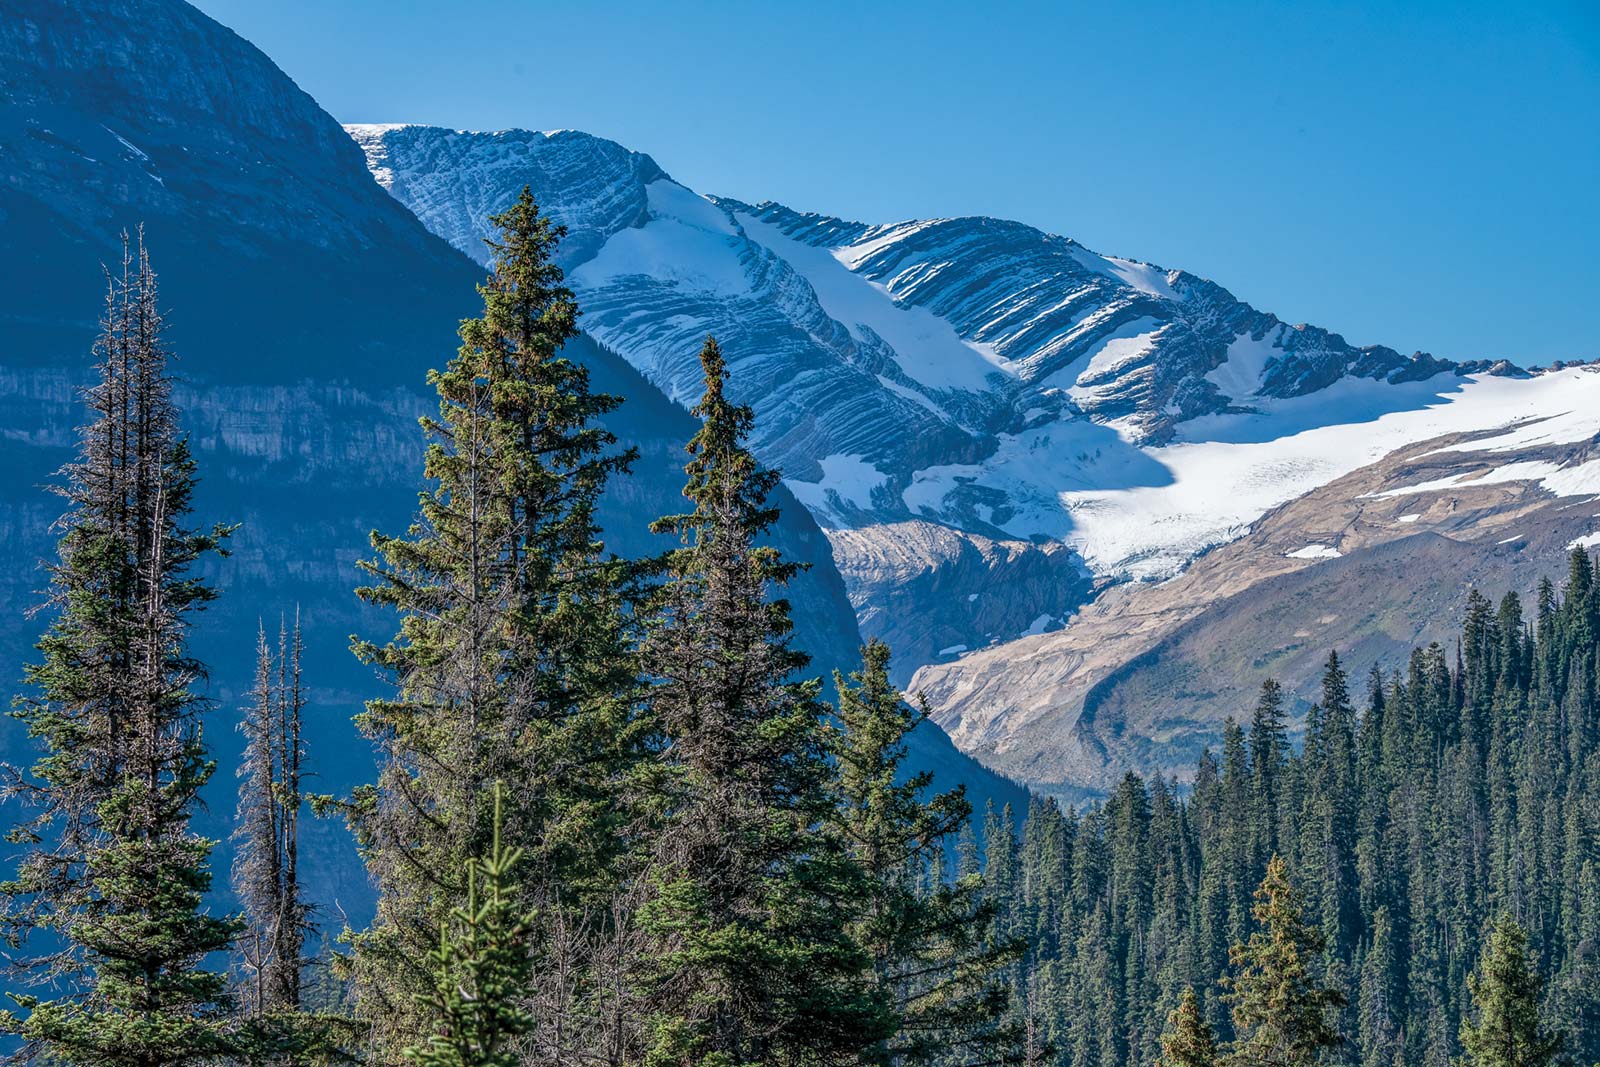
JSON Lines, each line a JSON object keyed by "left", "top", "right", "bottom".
{"left": 233, "top": 612, "right": 312, "bottom": 1016}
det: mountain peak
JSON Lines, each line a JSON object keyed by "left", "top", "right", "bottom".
{"left": 344, "top": 123, "right": 668, "bottom": 266}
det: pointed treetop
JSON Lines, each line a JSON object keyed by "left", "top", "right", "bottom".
{"left": 1158, "top": 987, "right": 1218, "bottom": 1067}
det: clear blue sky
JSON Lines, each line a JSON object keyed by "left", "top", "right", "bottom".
{"left": 194, "top": 0, "right": 1598, "bottom": 366}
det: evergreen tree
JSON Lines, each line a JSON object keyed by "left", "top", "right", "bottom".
{"left": 1355, "top": 906, "right": 1400, "bottom": 1067}
{"left": 636, "top": 336, "right": 892, "bottom": 1067}
{"left": 828, "top": 639, "right": 1021, "bottom": 1067}
{"left": 407, "top": 784, "right": 534, "bottom": 1067}
{"left": 1456, "top": 915, "right": 1560, "bottom": 1067}
{"left": 1159, "top": 988, "right": 1219, "bottom": 1067}
{"left": 339, "top": 187, "right": 638, "bottom": 1062}
{"left": 232, "top": 616, "right": 351, "bottom": 1064}
{"left": 1248, "top": 682, "right": 1288, "bottom": 876}
{"left": 1, "top": 233, "right": 238, "bottom": 1067}
{"left": 1222, "top": 856, "right": 1344, "bottom": 1067}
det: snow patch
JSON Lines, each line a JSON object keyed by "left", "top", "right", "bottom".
{"left": 1205, "top": 327, "right": 1286, "bottom": 401}
{"left": 1044, "top": 318, "right": 1165, "bottom": 392}
{"left": 573, "top": 181, "right": 749, "bottom": 296}
{"left": 1397, "top": 513, "right": 1422, "bottom": 523}
{"left": 875, "top": 375, "right": 950, "bottom": 421}
{"left": 1286, "top": 544, "right": 1342, "bottom": 560}
{"left": 904, "top": 368, "right": 1600, "bottom": 582}
{"left": 1068, "top": 245, "right": 1179, "bottom": 300}
{"left": 1568, "top": 532, "right": 1600, "bottom": 550}
{"left": 783, "top": 453, "right": 888, "bottom": 526}
{"left": 1374, "top": 454, "right": 1600, "bottom": 502}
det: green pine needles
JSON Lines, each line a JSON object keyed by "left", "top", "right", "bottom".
{"left": 338, "top": 186, "right": 639, "bottom": 1062}
{"left": 1221, "top": 856, "right": 1344, "bottom": 1067}
{"left": 829, "top": 639, "right": 1023, "bottom": 1067}
{"left": 636, "top": 336, "right": 894, "bottom": 1067}
{"left": 1457, "top": 915, "right": 1561, "bottom": 1067}
{"left": 407, "top": 783, "right": 535, "bottom": 1067}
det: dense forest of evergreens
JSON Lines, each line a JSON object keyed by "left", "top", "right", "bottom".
{"left": 1, "top": 197, "right": 1595, "bottom": 1067}
{"left": 982, "top": 563, "right": 1600, "bottom": 1067}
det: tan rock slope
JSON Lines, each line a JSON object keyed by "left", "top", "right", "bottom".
{"left": 912, "top": 423, "right": 1600, "bottom": 799}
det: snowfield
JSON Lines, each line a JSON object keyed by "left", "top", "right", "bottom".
{"left": 905, "top": 367, "right": 1600, "bottom": 581}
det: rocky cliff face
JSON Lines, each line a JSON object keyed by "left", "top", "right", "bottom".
{"left": 0, "top": 0, "right": 1025, "bottom": 917}
{"left": 826, "top": 521, "right": 1090, "bottom": 685}
{"left": 348, "top": 124, "right": 666, "bottom": 266}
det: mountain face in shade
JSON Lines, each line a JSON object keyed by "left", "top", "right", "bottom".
{"left": 0, "top": 0, "right": 1025, "bottom": 919}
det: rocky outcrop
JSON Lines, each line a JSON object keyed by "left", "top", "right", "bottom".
{"left": 347, "top": 124, "right": 666, "bottom": 266}
{"left": 827, "top": 521, "right": 1091, "bottom": 685}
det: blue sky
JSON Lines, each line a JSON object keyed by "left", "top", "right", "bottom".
{"left": 194, "top": 0, "right": 1598, "bottom": 365}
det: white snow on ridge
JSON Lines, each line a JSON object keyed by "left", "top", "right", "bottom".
{"left": 1371, "top": 459, "right": 1568, "bottom": 499}
{"left": 737, "top": 212, "right": 1016, "bottom": 392}
{"left": 875, "top": 375, "right": 950, "bottom": 420}
{"left": 905, "top": 367, "right": 1600, "bottom": 582}
{"left": 1045, "top": 317, "right": 1165, "bottom": 392}
{"left": 572, "top": 181, "right": 748, "bottom": 296}
{"left": 1286, "top": 544, "right": 1342, "bottom": 559}
{"left": 1205, "top": 327, "right": 1287, "bottom": 401}
{"left": 1067, "top": 245, "right": 1180, "bottom": 300}
{"left": 784, "top": 454, "right": 890, "bottom": 525}
{"left": 1375, "top": 455, "right": 1600, "bottom": 503}
{"left": 1569, "top": 532, "right": 1600, "bottom": 550}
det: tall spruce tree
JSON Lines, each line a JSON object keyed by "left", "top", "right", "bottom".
{"left": 340, "top": 188, "right": 638, "bottom": 1063}
{"left": 828, "top": 639, "right": 1022, "bottom": 1067}
{"left": 1, "top": 233, "right": 238, "bottom": 1067}
{"left": 636, "top": 336, "right": 893, "bottom": 1067}
{"left": 1456, "top": 915, "right": 1560, "bottom": 1067}
{"left": 1159, "top": 988, "right": 1219, "bottom": 1067}
{"left": 1222, "top": 856, "right": 1344, "bottom": 1067}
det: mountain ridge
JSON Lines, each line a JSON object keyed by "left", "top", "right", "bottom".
{"left": 346, "top": 121, "right": 1599, "bottom": 795}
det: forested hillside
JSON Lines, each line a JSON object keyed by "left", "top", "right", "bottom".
{"left": 986, "top": 556, "right": 1600, "bottom": 1066}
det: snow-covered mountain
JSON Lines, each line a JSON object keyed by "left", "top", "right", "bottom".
{"left": 349, "top": 129, "right": 1500, "bottom": 527}
{"left": 349, "top": 123, "right": 1599, "bottom": 795}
